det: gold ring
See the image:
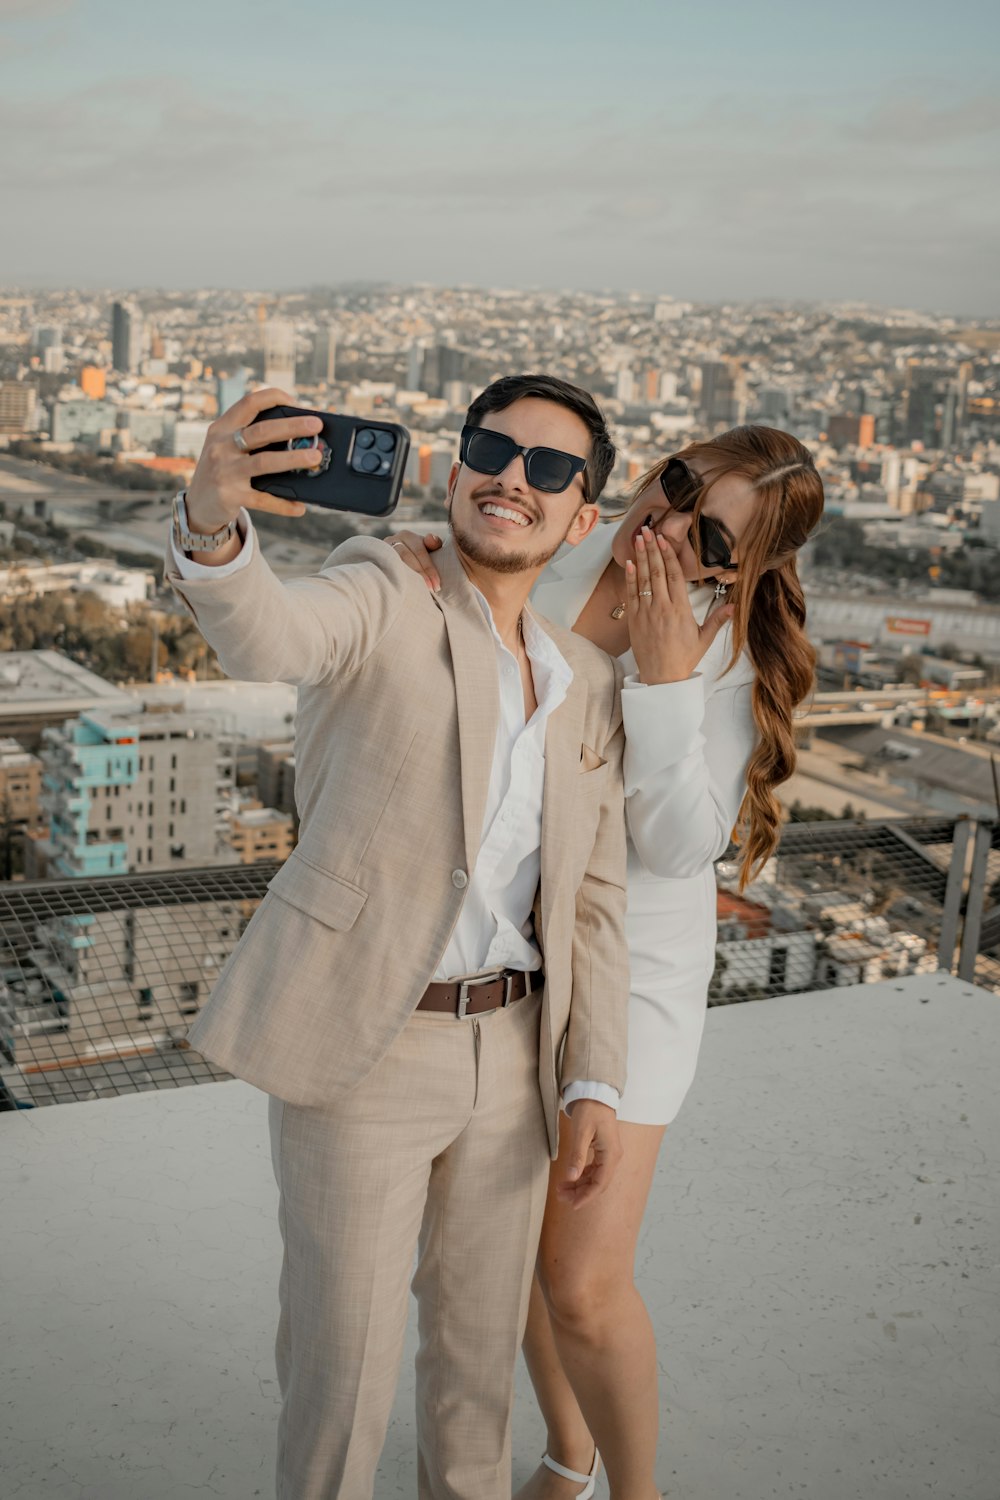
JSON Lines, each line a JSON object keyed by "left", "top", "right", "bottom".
{"left": 639, "top": 589, "right": 653, "bottom": 597}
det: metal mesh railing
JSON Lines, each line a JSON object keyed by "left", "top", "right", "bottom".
{"left": 1, "top": 816, "right": 995, "bottom": 1108}
{"left": 968, "top": 824, "right": 1000, "bottom": 993}
{"left": 0, "top": 864, "right": 278, "bottom": 1108}
{"left": 708, "top": 815, "right": 965, "bottom": 1007}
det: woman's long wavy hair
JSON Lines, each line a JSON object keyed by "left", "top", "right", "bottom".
{"left": 638, "top": 425, "right": 825, "bottom": 889}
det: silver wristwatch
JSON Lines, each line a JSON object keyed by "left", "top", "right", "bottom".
{"left": 171, "top": 491, "right": 241, "bottom": 554}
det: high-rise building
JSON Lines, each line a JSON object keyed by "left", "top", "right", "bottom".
{"left": 169, "top": 419, "right": 211, "bottom": 459}
{"left": 51, "top": 399, "right": 117, "bottom": 444}
{"left": 406, "top": 443, "right": 433, "bottom": 489}
{"left": 699, "top": 359, "right": 747, "bottom": 427}
{"left": 420, "top": 344, "right": 466, "bottom": 398}
{"left": 658, "top": 372, "right": 679, "bottom": 404}
{"left": 902, "top": 363, "right": 969, "bottom": 450}
{"left": 827, "top": 414, "right": 876, "bottom": 449}
{"left": 33, "top": 325, "right": 64, "bottom": 372}
{"left": 0, "top": 382, "right": 38, "bottom": 435}
{"left": 216, "top": 369, "right": 250, "bottom": 415}
{"left": 406, "top": 343, "right": 425, "bottom": 390}
{"left": 754, "top": 386, "right": 792, "bottom": 426}
{"left": 110, "top": 301, "right": 143, "bottom": 374}
{"left": 311, "top": 323, "right": 337, "bottom": 384}
{"left": 615, "top": 368, "right": 635, "bottom": 404}
{"left": 904, "top": 365, "right": 944, "bottom": 448}
{"left": 256, "top": 741, "right": 297, "bottom": 817}
{"left": 941, "top": 364, "right": 971, "bottom": 451}
{"left": 32, "top": 324, "right": 62, "bottom": 353}
{"left": 263, "top": 318, "right": 297, "bottom": 393}
{"left": 79, "top": 366, "right": 107, "bottom": 400}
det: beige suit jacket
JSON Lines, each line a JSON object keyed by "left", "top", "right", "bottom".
{"left": 167, "top": 534, "right": 629, "bottom": 1154}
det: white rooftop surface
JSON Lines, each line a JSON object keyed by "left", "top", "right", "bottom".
{"left": 4, "top": 973, "right": 998, "bottom": 1500}
{"left": 139, "top": 679, "right": 298, "bottom": 740}
{"left": 0, "top": 649, "right": 133, "bottom": 710}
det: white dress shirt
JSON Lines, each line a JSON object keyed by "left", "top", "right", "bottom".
{"left": 170, "top": 501, "right": 618, "bottom": 1112}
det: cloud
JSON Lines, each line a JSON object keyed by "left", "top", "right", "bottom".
{"left": 849, "top": 94, "right": 1000, "bottom": 145}
{"left": 1, "top": 67, "right": 997, "bottom": 313}
{"left": 0, "top": 0, "right": 74, "bottom": 15}
{"left": 0, "top": 75, "right": 338, "bottom": 192}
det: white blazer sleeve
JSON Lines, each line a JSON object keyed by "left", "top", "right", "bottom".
{"left": 622, "top": 648, "right": 757, "bottom": 879}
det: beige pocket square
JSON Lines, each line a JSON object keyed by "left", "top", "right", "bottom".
{"left": 579, "top": 744, "right": 607, "bottom": 773}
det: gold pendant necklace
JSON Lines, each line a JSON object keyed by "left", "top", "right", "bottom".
{"left": 610, "top": 602, "right": 626, "bottom": 620}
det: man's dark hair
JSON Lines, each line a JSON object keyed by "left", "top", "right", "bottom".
{"left": 465, "top": 374, "right": 616, "bottom": 503}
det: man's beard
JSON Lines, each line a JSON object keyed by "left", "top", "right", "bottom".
{"left": 449, "top": 508, "right": 568, "bottom": 576}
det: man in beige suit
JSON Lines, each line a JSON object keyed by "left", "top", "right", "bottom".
{"left": 166, "top": 374, "right": 629, "bottom": 1500}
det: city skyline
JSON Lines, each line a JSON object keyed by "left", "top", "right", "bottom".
{"left": 2, "top": 0, "right": 999, "bottom": 314}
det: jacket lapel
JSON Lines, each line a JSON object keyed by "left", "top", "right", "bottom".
{"left": 433, "top": 542, "right": 501, "bottom": 871}
{"left": 537, "top": 659, "right": 587, "bottom": 942}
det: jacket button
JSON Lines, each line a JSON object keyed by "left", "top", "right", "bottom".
{"left": 451, "top": 869, "right": 469, "bottom": 889}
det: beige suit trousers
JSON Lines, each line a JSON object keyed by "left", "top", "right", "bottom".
{"left": 268, "top": 991, "right": 550, "bottom": 1500}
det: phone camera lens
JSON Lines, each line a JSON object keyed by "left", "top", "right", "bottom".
{"left": 355, "top": 429, "right": 376, "bottom": 449}
{"left": 374, "top": 430, "right": 395, "bottom": 453}
{"left": 359, "top": 451, "right": 381, "bottom": 473}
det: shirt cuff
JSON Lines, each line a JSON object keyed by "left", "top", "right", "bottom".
{"left": 622, "top": 670, "right": 706, "bottom": 785}
{"left": 169, "top": 499, "right": 255, "bottom": 579}
{"left": 562, "top": 1081, "right": 621, "bottom": 1114}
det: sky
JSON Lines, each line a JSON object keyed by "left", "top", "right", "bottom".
{"left": 2, "top": 0, "right": 999, "bottom": 314}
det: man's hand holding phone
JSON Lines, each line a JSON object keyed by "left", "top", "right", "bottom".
{"left": 182, "top": 388, "right": 325, "bottom": 564}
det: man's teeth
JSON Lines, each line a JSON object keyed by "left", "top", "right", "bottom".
{"left": 481, "top": 503, "right": 529, "bottom": 526}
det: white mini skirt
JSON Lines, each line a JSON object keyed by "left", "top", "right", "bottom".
{"left": 616, "top": 850, "right": 716, "bottom": 1127}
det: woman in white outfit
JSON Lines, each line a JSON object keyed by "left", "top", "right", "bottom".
{"left": 393, "top": 423, "right": 825, "bottom": 1500}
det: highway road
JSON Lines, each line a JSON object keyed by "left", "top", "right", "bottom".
{"left": 0, "top": 454, "right": 337, "bottom": 578}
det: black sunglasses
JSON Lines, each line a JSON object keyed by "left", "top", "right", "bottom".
{"left": 659, "top": 457, "right": 736, "bottom": 574}
{"left": 460, "top": 425, "right": 589, "bottom": 497}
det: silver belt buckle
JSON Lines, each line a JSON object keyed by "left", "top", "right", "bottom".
{"left": 501, "top": 972, "right": 516, "bottom": 1008}
{"left": 455, "top": 969, "right": 504, "bottom": 1020}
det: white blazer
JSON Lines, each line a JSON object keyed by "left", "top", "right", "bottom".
{"left": 531, "top": 524, "right": 759, "bottom": 1125}
{"left": 532, "top": 524, "right": 757, "bottom": 878}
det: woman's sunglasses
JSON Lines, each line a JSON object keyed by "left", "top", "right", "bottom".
{"left": 460, "top": 425, "right": 589, "bottom": 497}
{"left": 659, "top": 457, "right": 736, "bottom": 574}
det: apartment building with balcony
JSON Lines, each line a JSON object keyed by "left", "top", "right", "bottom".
{"left": 35, "top": 703, "right": 230, "bottom": 879}
{"left": 8, "top": 705, "right": 240, "bottom": 1068}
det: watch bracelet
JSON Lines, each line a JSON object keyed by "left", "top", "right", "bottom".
{"left": 172, "top": 491, "right": 240, "bottom": 553}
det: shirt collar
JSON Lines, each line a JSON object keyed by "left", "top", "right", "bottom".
{"left": 470, "top": 584, "right": 573, "bottom": 712}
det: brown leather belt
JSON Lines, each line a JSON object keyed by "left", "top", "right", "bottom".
{"left": 416, "top": 968, "right": 541, "bottom": 1020}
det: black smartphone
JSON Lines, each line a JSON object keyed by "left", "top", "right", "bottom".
{"left": 249, "top": 405, "right": 410, "bottom": 518}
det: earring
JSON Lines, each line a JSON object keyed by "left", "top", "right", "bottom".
{"left": 714, "top": 580, "right": 729, "bottom": 600}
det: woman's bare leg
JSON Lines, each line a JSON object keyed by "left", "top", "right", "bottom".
{"left": 516, "top": 1274, "right": 596, "bottom": 1497}
{"left": 515, "top": 1121, "right": 666, "bottom": 1500}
